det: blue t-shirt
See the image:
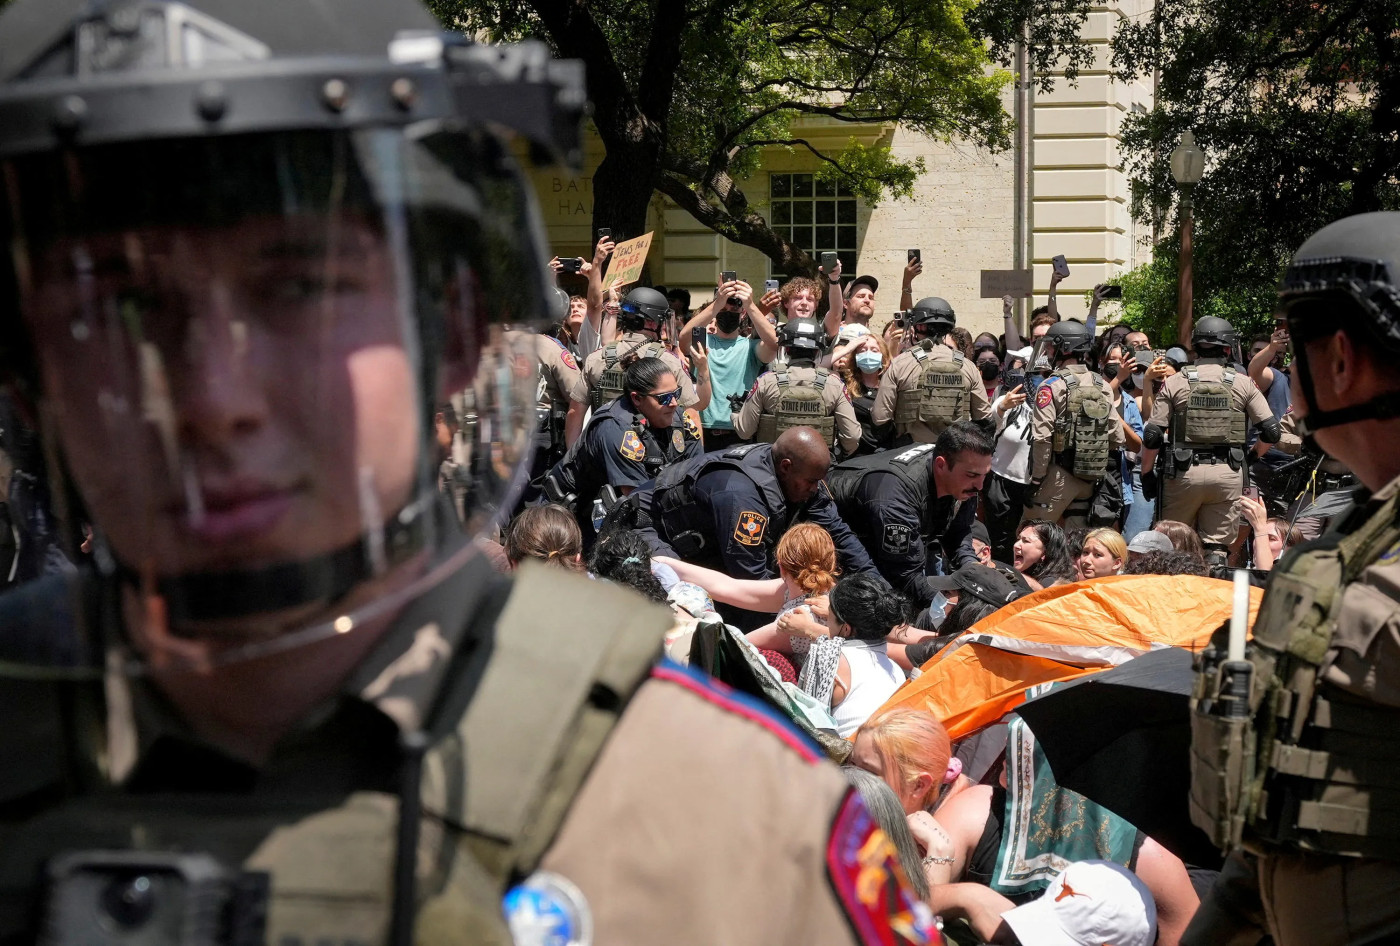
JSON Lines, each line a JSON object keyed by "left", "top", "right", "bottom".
{"left": 700, "top": 335, "right": 767, "bottom": 430}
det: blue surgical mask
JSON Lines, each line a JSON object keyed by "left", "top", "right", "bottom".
{"left": 854, "top": 351, "right": 884, "bottom": 373}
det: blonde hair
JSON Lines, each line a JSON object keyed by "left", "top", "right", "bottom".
{"left": 838, "top": 335, "right": 891, "bottom": 400}
{"left": 856, "top": 706, "right": 953, "bottom": 813}
{"left": 775, "top": 522, "right": 838, "bottom": 596}
{"left": 1083, "top": 528, "right": 1128, "bottom": 572}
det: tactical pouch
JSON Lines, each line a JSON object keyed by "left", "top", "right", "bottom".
{"left": 1228, "top": 447, "right": 1246, "bottom": 472}
{"left": 1189, "top": 707, "right": 1256, "bottom": 851}
{"left": 1172, "top": 447, "right": 1194, "bottom": 475}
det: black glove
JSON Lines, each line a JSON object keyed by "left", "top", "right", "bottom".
{"left": 726, "top": 392, "right": 749, "bottom": 412}
{"left": 1141, "top": 469, "right": 1159, "bottom": 496}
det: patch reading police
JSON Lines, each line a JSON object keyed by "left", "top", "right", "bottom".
{"left": 733, "top": 510, "right": 768, "bottom": 546}
{"left": 619, "top": 430, "right": 646, "bottom": 461}
{"left": 503, "top": 871, "right": 593, "bottom": 946}
{"left": 1036, "top": 385, "right": 1054, "bottom": 409}
{"left": 883, "top": 522, "right": 913, "bottom": 555}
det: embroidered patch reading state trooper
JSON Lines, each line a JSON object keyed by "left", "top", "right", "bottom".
{"left": 733, "top": 511, "right": 768, "bottom": 546}
{"left": 619, "top": 430, "right": 646, "bottom": 461}
{"left": 883, "top": 522, "right": 913, "bottom": 555}
{"left": 1036, "top": 385, "right": 1054, "bottom": 409}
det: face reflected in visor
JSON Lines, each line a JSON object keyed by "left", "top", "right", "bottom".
{"left": 3, "top": 128, "right": 546, "bottom": 644}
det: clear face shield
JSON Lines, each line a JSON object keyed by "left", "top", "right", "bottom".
{"left": 1, "top": 126, "right": 549, "bottom": 672}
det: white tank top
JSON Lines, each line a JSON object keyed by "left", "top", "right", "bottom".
{"left": 831, "top": 641, "right": 905, "bottom": 737}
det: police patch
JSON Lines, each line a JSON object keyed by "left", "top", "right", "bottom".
{"left": 672, "top": 429, "right": 685, "bottom": 453}
{"left": 1036, "top": 385, "right": 1054, "bottom": 409}
{"left": 734, "top": 511, "right": 768, "bottom": 546}
{"left": 683, "top": 412, "right": 700, "bottom": 438}
{"left": 827, "top": 792, "right": 938, "bottom": 945}
{"left": 619, "top": 430, "right": 646, "bottom": 461}
{"left": 503, "top": 871, "right": 593, "bottom": 946}
{"left": 560, "top": 348, "right": 578, "bottom": 370}
{"left": 883, "top": 523, "right": 913, "bottom": 555}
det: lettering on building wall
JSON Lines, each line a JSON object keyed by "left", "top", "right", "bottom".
{"left": 552, "top": 176, "right": 592, "bottom": 217}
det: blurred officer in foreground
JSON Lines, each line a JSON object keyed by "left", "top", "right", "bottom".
{"left": 732, "top": 317, "right": 860, "bottom": 456}
{"left": 1185, "top": 212, "right": 1400, "bottom": 946}
{"left": 1141, "top": 317, "right": 1279, "bottom": 565}
{"left": 0, "top": 1, "right": 932, "bottom": 943}
{"left": 1022, "top": 319, "right": 1123, "bottom": 528}
{"left": 872, "top": 297, "right": 989, "bottom": 445}
{"left": 827, "top": 421, "right": 995, "bottom": 604}
{"left": 634, "top": 427, "right": 875, "bottom": 627}
{"left": 545, "top": 356, "right": 699, "bottom": 545}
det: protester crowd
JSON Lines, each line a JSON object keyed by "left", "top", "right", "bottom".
{"left": 434, "top": 236, "right": 1366, "bottom": 946}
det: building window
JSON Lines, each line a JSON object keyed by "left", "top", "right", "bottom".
{"left": 768, "top": 173, "right": 858, "bottom": 279}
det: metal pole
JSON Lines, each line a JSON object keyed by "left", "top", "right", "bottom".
{"left": 1177, "top": 184, "right": 1194, "bottom": 350}
{"left": 1013, "top": 35, "right": 1026, "bottom": 325}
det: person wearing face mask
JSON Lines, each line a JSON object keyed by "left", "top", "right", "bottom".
{"left": 680, "top": 274, "right": 779, "bottom": 451}
{"left": 834, "top": 333, "right": 895, "bottom": 456}
{"left": 974, "top": 348, "right": 1003, "bottom": 401}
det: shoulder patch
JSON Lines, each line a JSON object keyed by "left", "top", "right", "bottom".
{"left": 734, "top": 510, "right": 768, "bottom": 546}
{"left": 683, "top": 413, "right": 701, "bottom": 438}
{"left": 559, "top": 348, "right": 578, "bottom": 370}
{"left": 882, "top": 522, "right": 914, "bottom": 555}
{"left": 1036, "top": 385, "right": 1054, "bottom": 409}
{"left": 619, "top": 429, "right": 646, "bottom": 461}
{"left": 827, "top": 791, "right": 939, "bottom": 945}
{"left": 651, "top": 659, "right": 823, "bottom": 763}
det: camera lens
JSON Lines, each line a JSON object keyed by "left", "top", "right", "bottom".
{"left": 100, "top": 873, "right": 157, "bottom": 929}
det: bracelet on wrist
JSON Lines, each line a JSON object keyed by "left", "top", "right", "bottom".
{"left": 922, "top": 853, "right": 955, "bottom": 867}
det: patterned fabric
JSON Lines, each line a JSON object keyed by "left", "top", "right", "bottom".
{"left": 799, "top": 637, "right": 844, "bottom": 705}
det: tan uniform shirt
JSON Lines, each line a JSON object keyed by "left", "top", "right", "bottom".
{"left": 731, "top": 365, "right": 861, "bottom": 456}
{"left": 582, "top": 332, "right": 699, "bottom": 408}
{"left": 1029, "top": 363, "right": 1125, "bottom": 480}
{"left": 1146, "top": 362, "right": 1274, "bottom": 446}
{"left": 536, "top": 333, "right": 588, "bottom": 408}
{"left": 871, "top": 343, "right": 990, "bottom": 443}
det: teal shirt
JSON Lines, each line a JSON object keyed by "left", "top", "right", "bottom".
{"left": 700, "top": 335, "right": 767, "bottom": 430}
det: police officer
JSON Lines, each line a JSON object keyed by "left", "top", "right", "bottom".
{"left": 732, "top": 317, "right": 860, "bottom": 456}
{"left": 536, "top": 332, "right": 588, "bottom": 467}
{"left": 1140, "top": 316, "right": 1280, "bottom": 563}
{"left": 827, "top": 420, "right": 995, "bottom": 603}
{"left": 583, "top": 286, "right": 707, "bottom": 411}
{"left": 1184, "top": 213, "right": 1400, "bottom": 946}
{"left": 872, "top": 296, "right": 990, "bottom": 444}
{"left": 635, "top": 427, "right": 875, "bottom": 627}
{"left": 1022, "top": 319, "right": 1126, "bottom": 528}
{"left": 546, "top": 357, "right": 699, "bottom": 544}
{"left": 0, "top": 3, "right": 933, "bottom": 944}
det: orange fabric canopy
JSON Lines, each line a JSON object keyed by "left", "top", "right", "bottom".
{"left": 876, "top": 574, "right": 1264, "bottom": 741}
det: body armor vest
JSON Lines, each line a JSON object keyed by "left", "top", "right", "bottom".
{"left": 1190, "top": 489, "right": 1400, "bottom": 860}
{"left": 756, "top": 368, "right": 836, "bottom": 446}
{"left": 652, "top": 443, "right": 784, "bottom": 562}
{"left": 1051, "top": 370, "right": 1114, "bottom": 482}
{"left": 827, "top": 443, "right": 936, "bottom": 535}
{"left": 1175, "top": 366, "right": 1247, "bottom": 449}
{"left": 895, "top": 349, "right": 968, "bottom": 431}
{"left": 590, "top": 339, "right": 664, "bottom": 409}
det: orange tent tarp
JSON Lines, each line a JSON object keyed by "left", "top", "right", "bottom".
{"left": 877, "top": 574, "right": 1264, "bottom": 741}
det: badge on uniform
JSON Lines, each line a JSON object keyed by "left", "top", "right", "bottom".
{"left": 503, "top": 871, "right": 593, "bottom": 946}
{"left": 672, "top": 429, "right": 685, "bottom": 453}
{"left": 883, "top": 523, "right": 913, "bottom": 555}
{"left": 827, "top": 793, "right": 938, "bottom": 945}
{"left": 619, "top": 430, "right": 646, "bottom": 461}
{"left": 733, "top": 510, "right": 768, "bottom": 546}
{"left": 1036, "top": 385, "right": 1054, "bottom": 409}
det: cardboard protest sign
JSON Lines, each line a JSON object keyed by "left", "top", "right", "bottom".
{"left": 980, "top": 269, "right": 1034, "bottom": 298}
{"left": 604, "top": 231, "right": 654, "bottom": 290}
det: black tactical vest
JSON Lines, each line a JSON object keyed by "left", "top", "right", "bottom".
{"left": 651, "top": 443, "right": 784, "bottom": 561}
{"left": 827, "top": 443, "right": 936, "bottom": 533}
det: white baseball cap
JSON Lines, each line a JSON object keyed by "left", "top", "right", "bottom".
{"left": 1000, "top": 861, "right": 1156, "bottom": 946}
{"left": 834, "top": 323, "right": 872, "bottom": 346}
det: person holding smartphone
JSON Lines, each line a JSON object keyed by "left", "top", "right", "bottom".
{"left": 680, "top": 272, "right": 779, "bottom": 451}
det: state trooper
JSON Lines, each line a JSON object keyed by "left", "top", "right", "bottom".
{"left": 517, "top": 327, "right": 589, "bottom": 510}
{"left": 633, "top": 427, "right": 875, "bottom": 628}
{"left": 1140, "top": 316, "right": 1280, "bottom": 563}
{"left": 1184, "top": 213, "right": 1400, "bottom": 946}
{"left": 0, "top": 2, "right": 933, "bottom": 944}
{"left": 1021, "top": 319, "right": 1125, "bottom": 528}
{"left": 871, "top": 296, "right": 990, "bottom": 445}
{"left": 731, "top": 317, "right": 861, "bottom": 457}
{"left": 545, "top": 357, "right": 699, "bottom": 545}
{"left": 827, "top": 420, "right": 994, "bottom": 603}
{"left": 582, "top": 286, "right": 706, "bottom": 412}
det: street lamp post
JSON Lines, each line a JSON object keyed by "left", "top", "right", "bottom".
{"left": 1170, "top": 130, "right": 1204, "bottom": 350}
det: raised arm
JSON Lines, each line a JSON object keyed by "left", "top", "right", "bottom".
{"left": 585, "top": 236, "right": 614, "bottom": 329}
{"left": 821, "top": 257, "right": 845, "bottom": 337}
{"left": 1001, "top": 294, "right": 1023, "bottom": 351}
{"left": 652, "top": 555, "right": 787, "bottom": 611}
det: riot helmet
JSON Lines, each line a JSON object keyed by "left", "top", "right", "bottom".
{"left": 1191, "top": 316, "right": 1237, "bottom": 359}
{"left": 617, "top": 286, "right": 669, "bottom": 335}
{"left": 1036, "top": 319, "right": 1092, "bottom": 364}
{"left": 1277, "top": 212, "right": 1400, "bottom": 434}
{"left": 779, "top": 317, "right": 824, "bottom": 360}
{"left": 908, "top": 297, "right": 956, "bottom": 338}
{"left": 0, "top": 0, "right": 583, "bottom": 665}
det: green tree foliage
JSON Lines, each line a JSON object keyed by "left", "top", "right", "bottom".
{"left": 430, "top": 0, "right": 1017, "bottom": 274}
{"left": 1108, "top": 0, "right": 1400, "bottom": 340}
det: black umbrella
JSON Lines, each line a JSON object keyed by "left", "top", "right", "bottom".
{"left": 1014, "top": 646, "right": 1221, "bottom": 869}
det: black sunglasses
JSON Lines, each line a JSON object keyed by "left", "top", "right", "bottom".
{"left": 648, "top": 388, "right": 682, "bottom": 407}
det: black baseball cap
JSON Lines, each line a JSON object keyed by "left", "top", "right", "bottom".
{"left": 926, "top": 563, "right": 1029, "bottom": 607}
{"left": 847, "top": 274, "right": 879, "bottom": 295}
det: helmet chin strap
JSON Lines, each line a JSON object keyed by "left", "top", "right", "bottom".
{"left": 113, "top": 495, "right": 433, "bottom": 626}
